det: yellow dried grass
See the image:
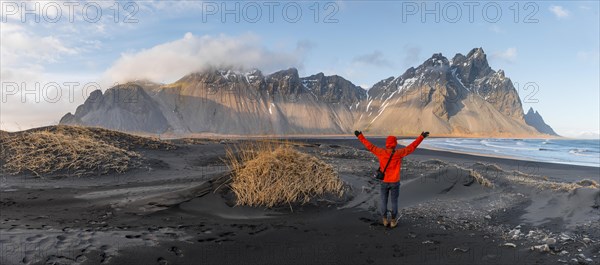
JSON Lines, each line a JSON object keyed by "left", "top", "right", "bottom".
{"left": 506, "top": 171, "right": 599, "bottom": 191}
{"left": 224, "top": 141, "right": 345, "bottom": 208}
{"left": 469, "top": 169, "right": 494, "bottom": 188}
{"left": 0, "top": 125, "right": 172, "bottom": 177}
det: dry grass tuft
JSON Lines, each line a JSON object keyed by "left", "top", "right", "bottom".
{"left": 469, "top": 169, "right": 494, "bottom": 188}
{"left": 224, "top": 141, "right": 345, "bottom": 209}
{"left": 576, "top": 179, "right": 599, "bottom": 189}
{"left": 506, "top": 172, "right": 599, "bottom": 191}
{"left": 0, "top": 125, "right": 173, "bottom": 177}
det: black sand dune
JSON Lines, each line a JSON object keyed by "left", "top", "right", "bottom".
{"left": 1, "top": 130, "right": 598, "bottom": 265}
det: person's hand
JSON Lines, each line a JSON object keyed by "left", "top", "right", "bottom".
{"left": 421, "top": 131, "right": 430, "bottom": 138}
{"left": 354, "top": 130, "right": 362, "bottom": 137}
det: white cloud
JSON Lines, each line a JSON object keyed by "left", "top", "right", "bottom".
{"left": 549, "top": 5, "right": 570, "bottom": 18}
{"left": 102, "top": 33, "right": 305, "bottom": 84}
{"left": 491, "top": 48, "right": 518, "bottom": 63}
{"left": 0, "top": 21, "right": 102, "bottom": 132}
{"left": 352, "top": 50, "right": 393, "bottom": 68}
{"left": 0, "top": 23, "right": 77, "bottom": 66}
{"left": 0, "top": 66, "right": 95, "bottom": 132}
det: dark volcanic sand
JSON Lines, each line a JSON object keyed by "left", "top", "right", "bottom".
{"left": 1, "top": 138, "right": 598, "bottom": 265}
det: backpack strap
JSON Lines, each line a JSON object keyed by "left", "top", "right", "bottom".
{"left": 381, "top": 149, "right": 396, "bottom": 173}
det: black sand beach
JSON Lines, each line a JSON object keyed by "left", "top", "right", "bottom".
{"left": 1, "top": 137, "right": 599, "bottom": 265}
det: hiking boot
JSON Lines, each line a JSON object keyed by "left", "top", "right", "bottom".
{"left": 390, "top": 217, "right": 398, "bottom": 228}
{"left": 382, "top": 217, "right": 389, "bottom": 227}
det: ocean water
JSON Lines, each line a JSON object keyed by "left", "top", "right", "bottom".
{"left": 404, "top": 138, "right": 600, "bottom": 168}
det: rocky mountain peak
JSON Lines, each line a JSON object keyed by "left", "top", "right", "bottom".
{"left": 268, "top": 68, "right": 300, "bottom": 79}
{"left": 524, "top": 107, "right": 558, "bottom": 136}
{"left": 422, "top": 53, "right": 450, "bottom": 69}
{"left": 59, "top": 48, "right": 557, "bottom": 137}
{"left": 452, "top": 48, "right": 493, "bottom": 83}
{"left": 466, "top": 47, "right": 486, "bottom": 59}
{"left": 497, "top": 70, "right": 505, "bottom": 78}
{"left": 301, "top": 72, "right": 366, "bottom": 104}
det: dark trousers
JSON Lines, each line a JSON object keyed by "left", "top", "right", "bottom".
{"left": 380, "top": 182, "right": 400, "bottom": 218}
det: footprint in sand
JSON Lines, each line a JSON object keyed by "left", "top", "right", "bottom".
{"left": 157, "top": 257, "right": 169, "bottom": 265}
{"left": 169, "top": 246, "right": 183, "bottom": 257}
{"left": 100, "top": 252, "right": 112, "bottom": 263}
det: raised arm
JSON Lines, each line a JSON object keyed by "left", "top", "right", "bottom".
{"left": 355, "top": 131, "right": 385, "bottom": 156}
{"left": 397, "top": 131, "right": 429, "bottom": 157}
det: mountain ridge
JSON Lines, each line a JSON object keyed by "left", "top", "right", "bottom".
{"left": 60, "top": 48, "right": 559, "bottom": 137}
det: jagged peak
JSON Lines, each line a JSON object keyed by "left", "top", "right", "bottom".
{"left": 452, "top": 53, "right": 467, "bottom": 62}
{"left": 429, "top": 52, "right": 447, "bottom": 61}
{"left": 312, "top": 72, "right": 325, "bottom": 78}
{"left": 497, "top": 69, "right": 505, "bottom": 77}
{"left": 302, "top": 72, "right": 346, "bottom": 81}
{"left": 526, "top": 107, "right": 542, "bottom": 117}
{"left": 269, "top": 67, "right": 299, "bottom": 76}
{"left": 421, "top": 53, "right": 450, "bottom": 68}
{"left": 527, "top": 107, "right": 535, "bottom": 114}
{"left": 88, "top": 89, "right": 103, "bottom": 98}
{"left": 400, "top": 67, "right": 416, "bottom": 79}
{"left": 466, "top": 47, "right": 486, "bottom": 58}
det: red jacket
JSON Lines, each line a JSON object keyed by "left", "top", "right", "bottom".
{"left": 358, "top": 134, "right": 424, "bottom": 183}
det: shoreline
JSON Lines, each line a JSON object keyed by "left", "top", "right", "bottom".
{"left": 406, "top": 143, "right": 600, "bottom": 169}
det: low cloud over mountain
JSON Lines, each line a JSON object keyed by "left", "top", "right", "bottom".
{"left": 63, "top": 48, "right": 558, "bottom": 137}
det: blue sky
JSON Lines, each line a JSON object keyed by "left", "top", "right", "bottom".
{"left": 1, "top": 1, "right": 598, "bottom": 138}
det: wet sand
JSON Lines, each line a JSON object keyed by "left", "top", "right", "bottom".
{"left": 1, "top": 138, "right": 598, "bottom": 265}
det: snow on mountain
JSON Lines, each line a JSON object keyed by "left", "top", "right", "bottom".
{"left": 61, "top": 48, "right": 558, "bottom": 137}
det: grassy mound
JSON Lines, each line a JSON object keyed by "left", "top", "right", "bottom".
{"left": 225, "top": 142, "right": 345, "bottom": 209}
{"left": 0, "top": 125, "right": 175, "bottom": 177}
{"left": 29, "top": 125, "right": 176, "bottom": 150}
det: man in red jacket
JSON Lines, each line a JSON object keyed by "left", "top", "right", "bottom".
{"left": 354, "top": 130, "right": 429, "bottom": 228}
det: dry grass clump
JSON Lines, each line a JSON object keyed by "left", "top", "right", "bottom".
{"left": 0, "top": 125, "right": 172, "bottom": 177}
{"left": 225, "top": 141, "right": 345, "bottom": 208}
{"left": 42, "top": 125, "right": 176, "bottom": 150}
{"left": 468, "top": 169, "right": 494, "bottom": 188}
{"left": 576, "top": 179, "right": 599, "bottom": 188}
{"left": 506, "top": 172, "right": 599, "bottom": 191}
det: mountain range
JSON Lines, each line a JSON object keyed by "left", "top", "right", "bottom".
{"left": 60, "top": 48, "right": 558, "bottom": 137}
